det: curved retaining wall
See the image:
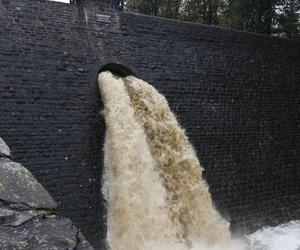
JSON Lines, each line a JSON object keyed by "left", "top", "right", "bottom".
{"left": 0, "top": 0, "right": 299, "bottom": 248}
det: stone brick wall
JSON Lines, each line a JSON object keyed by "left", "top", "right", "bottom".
{"left": 0, "top": 0, "right": 299, "bottom": 249}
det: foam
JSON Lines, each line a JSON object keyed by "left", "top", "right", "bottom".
{"left": 246, "top": 221, "right": 300, "bottom": 250}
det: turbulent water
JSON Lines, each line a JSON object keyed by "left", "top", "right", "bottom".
{"left": 98, "top": 71, "right": 238, "bottom": 250}
{"left": 246, "top": 221, "right": 300, "bottom": 250}
{"left": 99, "top": 72, "right": 187, "bottom": 250}
{"left": 98, "top": 71, "right": 300, "bottom": 250}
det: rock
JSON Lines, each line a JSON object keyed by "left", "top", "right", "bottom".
{"left": 0, "top": 137, "right": 10, "bottom": 158}
{"left": 0, "top": 208, "right": 38, "bottom": 227}
{"left": 0, "top": 138, "right": 94, "bottom": 249}
{"left": 0, "top": 158, "right": 57, "bottom": 209}
{"left": 0, "top": 216, "right": 94, "bottom": 250}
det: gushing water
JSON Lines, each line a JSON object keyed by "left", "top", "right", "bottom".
{"left": 98, "top": 71, "right": 240, "bottom": 250}
{"left": 98, "top": 71, "right": 300, "bottom": 250}
{"left": 124, "top": 75, "right": 231, "bottom": 245}
{"left": 99, "top": 72, "right": 186, "bottom": 250}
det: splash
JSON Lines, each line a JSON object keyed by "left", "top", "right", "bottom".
{"left": 246, "top": 221, "right": 300, "bottom": 250}
{"left": 98, "top": 71, "right": 241, "bottom": 250}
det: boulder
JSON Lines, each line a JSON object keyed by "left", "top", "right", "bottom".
{"left": 0, "top": 158, "right": 57, "bottom": 209}
{"left": 0, "top": 138, "right": 94, "bottom": 249}
{"left": 0, "top": 137, "right": 10, "bottom": 158}
{"left": 0, "top": 208, "right": 38, "bottom": 227}
{"left": 0, "top": 216, "right": 94, "bottom": 250}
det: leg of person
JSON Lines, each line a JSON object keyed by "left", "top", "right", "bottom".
{"left": 111, "top": 0, "right": 116, "bottom": 10}
{"left": 116, "top": 0, "right": 121, "bottom": 11}
{"left": 119, "top": 0, "right": 124, "bottom": 11}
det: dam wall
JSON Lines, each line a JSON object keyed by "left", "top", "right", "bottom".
{"left": 0, "top": 0, "right": 299, "bottom": 248}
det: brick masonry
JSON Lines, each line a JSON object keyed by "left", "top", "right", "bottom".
{"left": 0, "top": 0, "right": 299, "bottom": 249}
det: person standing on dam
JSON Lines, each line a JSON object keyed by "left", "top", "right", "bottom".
{"left": 112, "top": 0, "right": 124, "bottom": 11}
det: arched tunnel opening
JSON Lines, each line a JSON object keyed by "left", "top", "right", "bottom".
{"left": 98, "top": 63, "right": 137, "bottom": 78}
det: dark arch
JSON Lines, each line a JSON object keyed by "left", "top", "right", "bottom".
{"left": 98, "top": 63, "right": 137, "bottom": 77}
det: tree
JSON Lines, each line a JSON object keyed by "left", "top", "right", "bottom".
{"left": 125, "top": 0, "right": 161, "bottom": 16}
{"left": 224, "top": 0, "right": 275, "bottom": 35}
{"left": 182, "top": 0, "right": 225, "bottom": 25}
{"left": 125, "top": 0, "right": 300, "bottom": 39}
{"left": 160, "top": 0, "right": 183, "bottom": 19}
{"left": 274, "top": 0, "right": 300, "bottom": 39}
{"left": 125, "top": 0, "right": 183, "bottom": 18}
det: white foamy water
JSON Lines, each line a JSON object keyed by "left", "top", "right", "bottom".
{"left": 99, "top": 72, "right": 187, "bottom": 250}
{"left": 246, "top": 221, "right": 300, "bottom": 250}
{"left": 98, "top": 71, "right": 299, "bottom": 250}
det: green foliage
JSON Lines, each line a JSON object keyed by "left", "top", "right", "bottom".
{"left": 125, "top": 0, "right": 182, "bottom": 17}
{"left": 182, "top": 0, "right": 225, "bottom": 25}
{"left": 274, "top": 0, "right": 300, "bottom": 39}
{"left": 125, "top": 0, "right": 300, "bottom": 39}
{"left": 125, "top": 0, "right": 160, "bottom": 16}
{"left": 224, "top": 0, "right": 274, "bottom": 34}
{"left": 161, "top": 0, "right": 183, "bottom": 19}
